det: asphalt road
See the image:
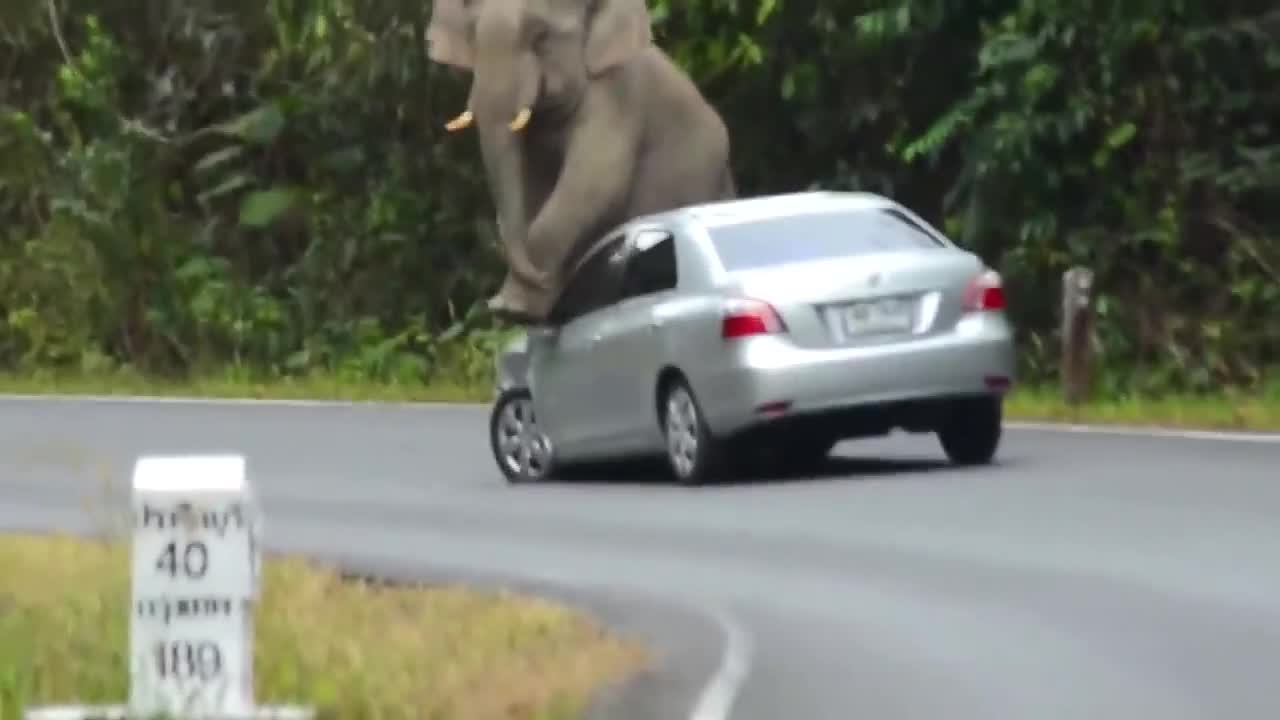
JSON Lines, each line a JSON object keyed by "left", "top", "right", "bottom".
{"left": 3, "top": 395, "right": 1280, "bottom": 720}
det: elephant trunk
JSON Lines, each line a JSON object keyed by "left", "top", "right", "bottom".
{"left": 478, "top": 121, "right": 529, "bottom": 271}
{"left": 472, "top": 61, "right": 545, "bottom": 289}
{"left": 468, "top": 9, "right": 546, "bottom": 288}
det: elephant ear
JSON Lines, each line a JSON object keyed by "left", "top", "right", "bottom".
{"left": 583, "top": 0, "right": 653, "bottom": 76}
{"left": 427, "top": 0, "right": 477, "bottom": 69}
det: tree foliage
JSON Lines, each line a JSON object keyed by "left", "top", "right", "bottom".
{"left": 1, "top": 0, "right": 1276, "bottom": 392}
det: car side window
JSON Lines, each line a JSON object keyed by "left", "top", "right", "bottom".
{"left": 547, "top": 235, "right": 627, "bottom": 325}
{"left": 620, "top": 230, "right": 677, "bottom": 300}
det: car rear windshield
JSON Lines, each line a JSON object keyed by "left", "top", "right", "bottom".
{"left": 707, "top": 207, "right": 946, "bottom": 272}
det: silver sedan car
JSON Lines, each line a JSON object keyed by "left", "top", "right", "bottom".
{"left": 489, "top": 190, "right": 1016, "bottom": 485}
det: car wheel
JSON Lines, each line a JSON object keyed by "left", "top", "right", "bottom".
{"left": 937, "top": 395, "right": 1003, "bottom": 466}
{"left": 489, "top": 388, "right": 556, "bottom": 483}
{"left": 660, "top": 378, "right": 726, "bottom": 485}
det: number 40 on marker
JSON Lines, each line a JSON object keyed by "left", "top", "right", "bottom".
{"left": 155, "top": 540, "right": 210, "bottom": 580}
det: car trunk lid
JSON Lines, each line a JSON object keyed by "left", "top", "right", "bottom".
{"left": 721, "top": 249, "right": 986, "bottom": 349}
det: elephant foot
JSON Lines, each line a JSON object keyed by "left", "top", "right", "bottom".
{"left": 487, "top": 275, "right": 554, "bottom": 326}
{"left": 487, "top": 295, "right": 539, "bottom": 325}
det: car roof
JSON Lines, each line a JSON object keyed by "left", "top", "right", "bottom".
{"left": 561, "top": 191, "right": 905, "bottom": 279}
{"left": 639, "top": 190, "right": 898, "bottom": 229}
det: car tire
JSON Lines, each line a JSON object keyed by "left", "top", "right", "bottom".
{"left": 489, "top": 388, "right": 557, "bottom": 484}
{"left": 659, "top": 377, "right": 727, "bottom": 486}
{"left": 937, "top": 395, "right": 1003, "bottom": 466}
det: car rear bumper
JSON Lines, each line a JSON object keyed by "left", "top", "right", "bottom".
{"left": 695, "top": 312, "right": 1016, "bottom": 438}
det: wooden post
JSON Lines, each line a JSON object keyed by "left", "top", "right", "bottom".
{"left": 1061, "top": 267, "right": 1095, "bottom": 405}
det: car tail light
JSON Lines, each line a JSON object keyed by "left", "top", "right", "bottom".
{"left": 962, "top": 269, "right": 1006, "bottom": 311}
{"left": 722, "top": 298, "right": 786, "bottom": 339}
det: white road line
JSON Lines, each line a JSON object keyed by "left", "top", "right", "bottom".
{"left": 3, "top": 392, "right": 1278, "bottom": 444}
{"left": 1006, "top": 421, "right": 1280, "bottom": 443}
{"left": 688, "top": 604, "right": 753, "bottom": 720}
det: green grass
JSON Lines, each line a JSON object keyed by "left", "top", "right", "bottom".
{"left": 0, "top": 368, "right": 493, "bottom": 403}
{"left": 1005, "top": 383, "right": 1280, "bottom": 431}
{"left": 2, "top": 368, "right": 1279, "bottom": 432}
{"left": 1, "top": 533, "right": 647, "bottom": 720}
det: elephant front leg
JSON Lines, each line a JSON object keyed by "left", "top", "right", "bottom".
{"left": 490, "top": 269, "right": 551, "bottom": 325}
{"left": 491, "top": 214, "right": 551, "bottom": 288}
{"left": 489, "top": 221, "right": 554, "bottom": 325}
{"left": 488, "top": 174, "right": 558, "bottom": 325}
{"left": 522, "top": 107, "right": 639, "bottom": 317}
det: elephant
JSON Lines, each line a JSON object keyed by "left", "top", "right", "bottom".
{"left": 426, "top": 0, "right": 736, "bottom": 325}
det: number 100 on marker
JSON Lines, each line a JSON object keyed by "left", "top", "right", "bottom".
{"left": 154, "top": 639, "right": 224, "bottom": 682}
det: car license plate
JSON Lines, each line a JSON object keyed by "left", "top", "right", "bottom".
{"left": 832, "top": 297, "right": 914, "bottom": 338}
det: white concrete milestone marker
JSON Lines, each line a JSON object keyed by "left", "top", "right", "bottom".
{"left": 130, "top": 454, "right": 258, "bottom": 718}
{"left": 25, "top": 453, "right": 313, "bottom": 720}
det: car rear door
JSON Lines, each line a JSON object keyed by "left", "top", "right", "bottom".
{"left": 587, "top": 228, "right": 681, "bottom": 451}
{"left": 530, "top": 233, "right": 627, "bottom": 454}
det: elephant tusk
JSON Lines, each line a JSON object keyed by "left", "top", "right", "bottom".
{"left": 508, "top": 108, "right": 532, "bottom": 132}
{"left": 444, "top": 110, "right": 473, "bottom": 131}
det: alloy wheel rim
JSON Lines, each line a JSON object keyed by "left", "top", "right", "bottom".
{"left": 496, "top": 396, "right": 551, "bottom": 479}
{"left": 665, "top": 388, "right": 699, "bottom": 477}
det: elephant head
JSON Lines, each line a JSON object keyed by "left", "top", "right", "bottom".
{"left": 428, "top": 0, "right": 653, "bottom": 129}
{"left": 426, "top": 0, "right": 655, "bottom": 318}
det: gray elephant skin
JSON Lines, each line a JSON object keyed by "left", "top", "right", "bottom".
{"left": 427, "top": 0, "right": 736, "bottom": 324}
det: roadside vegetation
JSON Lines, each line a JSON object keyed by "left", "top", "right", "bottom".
{"left": 1007, "top": 379, "right": 1280, "bottom": 431}
{"left": 0, "top": 532, "right": 646, "bottom": 720}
